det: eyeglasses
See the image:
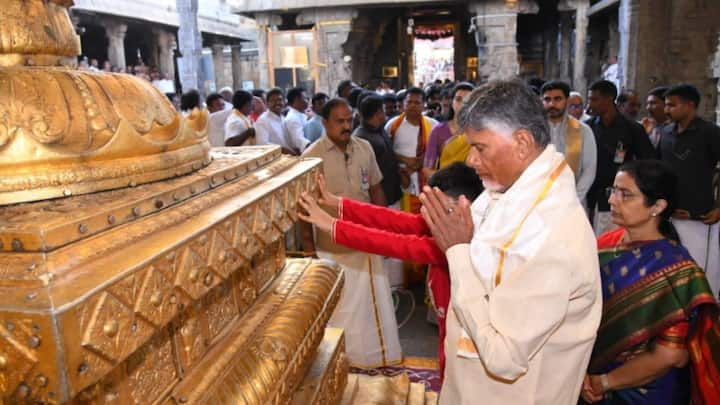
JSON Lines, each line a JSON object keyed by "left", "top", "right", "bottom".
{"left": 605, "top": 186, "right": 637, "bottom": 201}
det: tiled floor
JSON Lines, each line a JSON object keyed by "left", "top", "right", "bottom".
{"left": 395, "top": 282, "right": 439, "bottom": 359}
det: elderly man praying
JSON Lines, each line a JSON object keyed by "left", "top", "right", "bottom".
{"left": 420, "top": 81, "right": 602, "bottom": 405}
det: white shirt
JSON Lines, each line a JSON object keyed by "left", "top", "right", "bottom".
{"left": 384, "top": 115, "right": 438, "bottom": 195}
{"left": 255, "top": 111, "right": 292, "bottom": 150}
{"left": 283, "top": 107, "right": 310, "bottom": 153}
{"left": 207, "top": 108, "right": 233, "bottom": 147}
{"left": 384, "top": 116, "right": 438, "bottom": 158}
{"left": 224, "top": 110, "right": 253, "bottom": 145}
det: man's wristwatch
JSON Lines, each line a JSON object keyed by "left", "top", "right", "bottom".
{"left": 600, "top": 373, "right": 611, "bottom": 393}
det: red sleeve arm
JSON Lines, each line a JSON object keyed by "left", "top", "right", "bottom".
{"left": 340, "top": 198, "right": 430, "bottom": 235}
{"left": 333, "top": 219, "right": 446, "bottom": 266}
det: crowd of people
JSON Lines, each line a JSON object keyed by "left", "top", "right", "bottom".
{"left": 175, "top": 73, "right": 719, "bottom": 404}
{"left": 78, "top": 57, "right": 177, "bottom": 96}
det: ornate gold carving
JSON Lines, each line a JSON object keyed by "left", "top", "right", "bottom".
{"left": 169, "top": 259, "right": 344, "bottom": 405}
{"left": 81, "top": 292, "right": 155, "bottom": 363}
{"left": 125, "top": 328, "right": 178, "bottom": 405}
{"left": 174, "top": 301, "right": 206, "bottom": 373}
{"left": 291, "top": 328, "right": 349, "bottom": 405}
{"left": 0, "top": 322, "right": 38, "bottom": 396}
{"left": 0, "top": 148, "right": 331, "bottom": 402}
{"left": 0, "top": 0, "right": 212, "bottom": 205}
{"left": 0, "top": 0, "right": 80, "bottom": 67}
{"left": 202, "top": 279, "right": 238, "bottom": 343}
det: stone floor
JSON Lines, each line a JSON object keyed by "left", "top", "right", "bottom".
{"left": 395, "top": 282, "right": 439, "bottom": 359}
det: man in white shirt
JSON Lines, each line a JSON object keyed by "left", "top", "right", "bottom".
{"left": 255, "top": 88, "right": 296, "bottom": 154}
{"left": 224, "top": 90, "right": 255, "bottom": 146}
{"left": 541, "top": 80, "right": 597, "bottom": 206}
{"left": 420, "top": 81, "right": 601, "bottom": 405}
{"left": 206, "top": 93, "right": 233, "bottom": 147}
{"left": 384, "top": 87, "right": 438, "bottom": 209}
{"left": 283, "top": 87, "right": 311, "bottom": 154}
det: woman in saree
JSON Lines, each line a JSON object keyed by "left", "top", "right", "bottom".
{"left": 422, "top": 82, "right": 474, "bottom": 180}
{"left": 581, "top": 160, "right": 720, "bottom": 404}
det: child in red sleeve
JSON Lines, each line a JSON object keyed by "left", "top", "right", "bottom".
{"left": 298, "top": 163, "right": 483, "bottom": 379}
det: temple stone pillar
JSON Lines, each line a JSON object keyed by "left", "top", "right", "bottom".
{"left": 572, "top": 0, "right": 589, "bottom": 96}
{"left": 297, "top": 8, "right": 358, "bottom": 95}
{"left": 105, "top": 21, "right": 127, "bottom": 70}
{"left": 254, "top": 13, "right": 281, "bottom": 91}
{"left": 713, "top": 34, "right": 720, "bottom": 125}
{"left": 231, "top": 44, "right": 243, "bottom": 90}
{"left": 542, "top": 15, "right": 559, "bottom": 81}
{"left": 212, "top": 44, "right": 229, "bottom": 91}
{"left": 469, "top": 1, "right": 538, "bottom": 82}
{"left": 176, "top": 0, "right": 203, "bottom": 93}
{"left": 155, "top": 29, "right": 176, "bottom": 80}
{"left": 559, "top": 13, "right": 572, "bottom": 83}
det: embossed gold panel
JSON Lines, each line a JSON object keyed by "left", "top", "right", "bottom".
{"left": 0, "top": 148, "right": 328, "bottom": 403}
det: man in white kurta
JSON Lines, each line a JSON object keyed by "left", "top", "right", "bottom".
{"left": 420, "top": 81, "right": 602, "bottom": 404}
{"left": 302, "top": 98, "right": 402, "bottom": 368}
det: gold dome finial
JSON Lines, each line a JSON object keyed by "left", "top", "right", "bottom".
{"left": 0, "top": 0, "right": 210, "bottom": 205}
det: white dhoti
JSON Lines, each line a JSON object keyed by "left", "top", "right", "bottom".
{"left": 318, "top": 250, "right": 403, "bottom": 368}
{"left": 673, "top": 219, "right": 720, "bottom": 298}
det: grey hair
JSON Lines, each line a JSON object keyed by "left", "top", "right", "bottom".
{"left": 457, "top": 80, "right": 551, "bottom": 148}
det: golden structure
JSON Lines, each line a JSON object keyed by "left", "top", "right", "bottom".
{"left": 0, "top": 0, "right": 210, "bottom": 205}
{"left": 0, "top": 1, "right": 348, "bottom": 403}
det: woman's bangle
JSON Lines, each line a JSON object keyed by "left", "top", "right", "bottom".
{"left": 600, "top": 373, "right": 611, "bottom": 393}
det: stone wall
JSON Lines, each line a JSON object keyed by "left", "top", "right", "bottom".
{"left": 623, "top": 0, "right": 719, "bottom": 121}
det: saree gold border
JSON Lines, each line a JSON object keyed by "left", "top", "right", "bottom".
{"left": 600, "top": 266, "right": 707, "bottom": 328}
{"left": 601, "top": 261, "right": 699, "bottom": 311}
{"left": 168, "top": 259, "right": 345, "bottom": 405}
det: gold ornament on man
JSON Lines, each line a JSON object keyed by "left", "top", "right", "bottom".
{"left": 0, "top": 0, "right": 210, "bottom": 205}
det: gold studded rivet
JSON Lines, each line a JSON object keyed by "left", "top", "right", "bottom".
{"left": 150, "top": 291, "right": 163, "bottom": 307}
{"left": 203, "top": 273, "right": 214, "bottom": 286}
{"left": 189, "top": 186, "right": 196, "bottom": 194}
{"left": 107, "top": 215, "right": 116, "bottom": 225}
{"left": 17, "top": 383, "right": 30, "bottom": 398}
{"left": 173, "top": 193, "right": 181, "bottom": 201}
{"left": 0, "top": 356, "right": 7, "bottom": 370}
{"left": 28, "top": 336, "right": 41, "bottom": 349}
{"left": 218, "top": 252, "right": 227, "bottom": 263}
{"left": 179, "top": 397, "right": 188, "bottom": 403}
{"left": 132, "top": 207, "right": 141, "bottom": 217}
{"left": 189, "top": 270, "right": 200, "bottom": 282}
{"left": 169, "top": 295, "right": 177, "bottom": 304}
{"left": 62, "top": 188, "right": 72, "bottom": 197}
{"left": 11, "top": 239, "right": 23, "bottom": 251}
{"left": 27, "top": 263, "right": 36, "bottom": 272}
{"left": 129, "top": 180, "right": 137, "bottom": 187}
{"left": 35, "top": 375, "right": 48, "bottom": 387}
{"left": 155, "top": 200, "right": 164, "bottom": 209}
{"left": 105, "top": 393, "right": 118, "bottom": 402}
{"left": 103, "top": 320, "right": 119, "bottom": 338}
{"left": 78, "top": 223, "right": 88, "bottom": 234}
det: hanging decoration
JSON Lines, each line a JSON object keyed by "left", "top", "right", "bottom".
{"left": 413, "top": 25, "right": 454, "bottom": 41}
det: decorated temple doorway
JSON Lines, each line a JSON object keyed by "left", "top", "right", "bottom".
{"left": 412, "top": 24, "right": 454, "bottom": 87}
